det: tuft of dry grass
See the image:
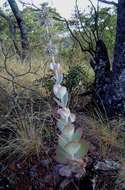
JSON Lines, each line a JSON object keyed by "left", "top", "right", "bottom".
{"left": 114, "top": 159, "right": 125, "bottom": 189}
{"left": 77, "top": 111, "right": 125, "bottom": 160}
{"left": 0, "top": 117, "right": 43, "bottom": 160}
{"left": 0, "top": 98, "right": 53, "bottom": 160}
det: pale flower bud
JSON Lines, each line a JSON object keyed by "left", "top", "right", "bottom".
{"left": 50, "top": 63, "right": 60, "bottom": 72}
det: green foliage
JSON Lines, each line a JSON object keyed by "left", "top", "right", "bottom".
{"left": 0, "top": 2, "right": 117, "bottom": 67}
{"left": 0, "top": 17, "right": 9, "bottom": 40}
{"left": 99, "top": 8, "right": 116, "bottom": 57}
{"left": 70, "top": 6, "right": 116, "bottom": 59}
{"left": 65, "top": 65, "right": 94, "bottom": 92}
{"left": 0, "top": 5, "right": 66, "bottom": 57}
{"left": 43, "top": 78, "right": 54, "bottom": 92}
{"left": 65, "top": 65, "right": 85, "bottom": 92}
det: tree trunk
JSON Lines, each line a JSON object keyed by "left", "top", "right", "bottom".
{"left": 92, "top": 0, "right": 125, "bottom": 117}
{"left": 113, "top": 0, "right": 125, "bottom": 77}
{"left": 7, "top": 0, "right": 29, "bottom": 60}
{"left": 94, "top": 40, "right": 111, "bottom": 91}
{"left": 90, "top": 40, "right": 111, "bottom": 113}
{"left": 106, "top": 0, "right": 125, "bottom": 116}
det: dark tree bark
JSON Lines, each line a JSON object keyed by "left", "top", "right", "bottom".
{"left": 7, "top": 0, "right": 29, "bottom": 60}
{"left": 93, "top": 40, "right": 111, "bottom": 102}
{"left": 108, "top": 0, "right": 125, "bottom": 115}
{"left": 113, "top": 0, "right": 125, "bottom": 77}
{"left": 95, "top": 0, "right": 125, "bottom": 116}
{"left": 88, "top": 39, "right": 113, "bottom": 117}
{"left": 94, "top": 40, "right": 110, "bottom": 86}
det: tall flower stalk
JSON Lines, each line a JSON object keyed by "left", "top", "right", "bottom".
{"left": 42, "top": 2, "right": 88, "bottom": 174}
{"left": 40, "top": 3, "right": 57, "bottom": 64}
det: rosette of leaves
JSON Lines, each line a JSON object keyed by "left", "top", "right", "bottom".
{"left": 50, "top": 63, "right": 88, "bottom": 172}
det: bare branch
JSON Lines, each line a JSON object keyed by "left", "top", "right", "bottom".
{"left": 99, "top": 0, "right": 118, "bottom": 7}
{"left": 89, "top": 0, "right": 99, "bottom": 40}
{"left": 19, "top": 0, "right": 41, "bottom": 10}
{"left": 0, "top": 74, "right": 35, "bottom": 92}
{"left": 75, "top": 0, "right": 91, "bottom": 42}
{"left": 54, "top": 15, "right": 94, "bottom": 56}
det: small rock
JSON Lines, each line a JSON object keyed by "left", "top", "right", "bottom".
{"left": 94, "top": 160, "right": 120, "bottom": 171}
{"left": 59, "top": 165, "right": 72, "bottom": 178}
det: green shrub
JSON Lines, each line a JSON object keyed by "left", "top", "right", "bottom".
{"left": 65, "top": 65, "right": 94, "bottom": 92}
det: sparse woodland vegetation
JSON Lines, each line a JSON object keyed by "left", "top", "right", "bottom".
{"left": 0, "top": 0, "right": 125, "bottom": 190}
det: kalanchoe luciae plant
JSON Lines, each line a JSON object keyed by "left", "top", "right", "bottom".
{"left": 43, "top": 2, "right": 88, "bottom": 178}
{"left": 50, "top": 63, "right": 88, "bottom": 177}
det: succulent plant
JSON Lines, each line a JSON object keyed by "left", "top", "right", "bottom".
{"left": 45, "top": 3, "right": 88, "bottom": 176}
{"left": 50, "top": 63, "right": 88, "bottom": 166}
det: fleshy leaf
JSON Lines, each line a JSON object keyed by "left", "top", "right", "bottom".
{"left": 72, "top": 128, "right": 82, "bottom": 141}
{"left": 55, "top": 145, "right": 71, "bottom": 164}
{"left": 62, "top": 91, "right": 68, "bottom": 107}
{"left": 58, "top": 135, "right": 68, "bottom": 148}
{"left": 58, "top": 108, "right": 70, "bottom": 123}
{"left": 65, "top": 141, "right": 81, "bottom": 159}
{"left": 53, "top": 84, "right": 67, "bottom": 100}
{"left": 63, "top": 124, "right": 75, "bottom": 140}
{"left": 69, "top": 113, "right": 76, "bottom": 123}
{"left": 57, "top": 119, "right": 66, "bottom": 132}
{"left": 74, "top": 141, "right": 88, "bottom": 159}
